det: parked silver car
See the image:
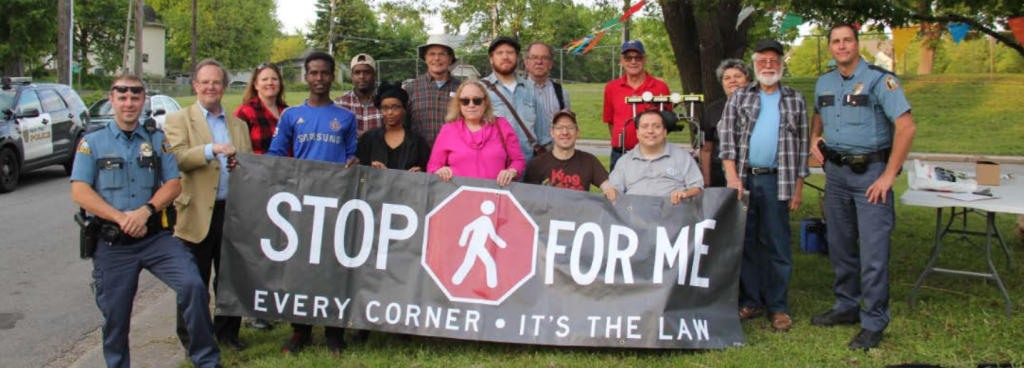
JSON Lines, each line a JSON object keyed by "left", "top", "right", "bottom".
{"left": 88, "top": 94, "right": 182, "bottom": 131}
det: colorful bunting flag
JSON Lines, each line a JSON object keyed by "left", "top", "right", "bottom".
{"left": 564, "top": 0, "right": 647, "bottom": 54}
{"left": 892, "top": 26, "right": 921, "bottom": 62}
{"left": 1009, "top": 17, "right": 1024, "bottom": 47}
{"left": 948, "top": 23, "right": 970, "bottom": 44}
{"left": 779, "top": 13, "right": 804, "bottom": 35}
{"left": 736, "top": 6, "right": 755, "bottom": 30}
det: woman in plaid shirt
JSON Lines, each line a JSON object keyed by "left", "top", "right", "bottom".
{"left": 235, "top": 63, "right": 289, "bottom": 155}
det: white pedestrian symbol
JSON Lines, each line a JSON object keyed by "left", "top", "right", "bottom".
{"left": 452, "top": 200, "right": 507, "bottom": 288}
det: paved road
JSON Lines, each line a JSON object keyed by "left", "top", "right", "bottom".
{"left": 0, "top": 167, "right": 161, "bottom": 368}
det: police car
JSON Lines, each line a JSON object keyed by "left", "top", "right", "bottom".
{"left": 0, "top": 77, "right": 90, "bottom": 193}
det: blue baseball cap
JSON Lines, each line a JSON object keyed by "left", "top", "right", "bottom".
{"left": 621, "top": 40, "right": 646, "bottom": 55}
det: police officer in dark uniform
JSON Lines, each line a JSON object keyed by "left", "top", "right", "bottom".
{"left": 70, "top": 75, "right": 222, "bottom": 368}
{"left": 809, "top": 24, "right": 917, "bottom": 351}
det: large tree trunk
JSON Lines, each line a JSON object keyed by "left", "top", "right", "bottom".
{"left": 915, "top": 1, "right": 937, "bottom": 75}
{"left": 659, "top": 0, "right": 751, "bottom": 108}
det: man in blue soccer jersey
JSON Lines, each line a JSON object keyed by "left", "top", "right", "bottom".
{"left": 267, "top": 51, "right": 355, "bottom": 354}
{"left": 268, "top": 51, "right": 358, "bottom": 167}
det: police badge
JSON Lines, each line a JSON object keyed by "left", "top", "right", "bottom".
{"left": 140, "top": 142, "right": 154, "bottom": 157}
{"left": 852, "top": 82, "right": 865, "bottom": 95}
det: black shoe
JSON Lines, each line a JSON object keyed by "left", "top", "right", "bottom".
{"left": 218, "top": 337, "right": 245, "bottom": 352}
{"left": 247, "top": 318, "right": 274, "bottom": 331}
{"left": 326, "top": 331, "right": 347, "bottom": 355}
{"left": 281, "top": 332, "right": 312, "bottom": 354}
{"left": 848, "top": 328, "right": 883, "bottom": 351}
{"left": 810, "top": 309, "right": 860, "bottom": 327}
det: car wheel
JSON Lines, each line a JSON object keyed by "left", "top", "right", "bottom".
{"left": 64, "top": 135, "right": 81, "bottom": 176}
{"left": 0, "top": 148, "right": 20, "bottom": 193}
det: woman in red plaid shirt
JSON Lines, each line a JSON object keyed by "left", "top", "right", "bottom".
{"left": 234, "top": 63, "right": 288, "bottom": 155}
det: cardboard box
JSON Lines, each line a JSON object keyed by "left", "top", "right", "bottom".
{"left": 976, "top": 161, "right": 1000, "bottom": 186}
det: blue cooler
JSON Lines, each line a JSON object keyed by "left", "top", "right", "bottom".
{"left": 800, "top": 218, "right": 828, "bottom": 254}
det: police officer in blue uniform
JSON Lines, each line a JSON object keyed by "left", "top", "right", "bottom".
{"left": 70, "top": 75, "right": 222, "bottom": 368}
{"left": 809, "top": 24, "right": 917, "bottom": 351}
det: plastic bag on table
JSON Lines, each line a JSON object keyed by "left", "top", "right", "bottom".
{"left": 907, "top": 159, "right": 977, "bottom": 193}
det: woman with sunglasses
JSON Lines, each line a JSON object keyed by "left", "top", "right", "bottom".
{"left": 356, "top": 82, "right": 431, "bottom": 172}
{"left": 234, "top": 63, "right": 288, "bottom": 155}
{"left": 427, "top": 80, "right": 525, "bottom": 186}
{"left": 231, "top": 63, "right": 286, "bottom": 332}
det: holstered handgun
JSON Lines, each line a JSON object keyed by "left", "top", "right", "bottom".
{"left": 75, "top": 209, "right": 100, "bottom": 259}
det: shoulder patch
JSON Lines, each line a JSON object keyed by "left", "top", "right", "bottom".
{"left": 77, "top": 140, "right": 91, "bottom": 154}
{"left": 885, "top": 76, "right": 899, "bottom": 91}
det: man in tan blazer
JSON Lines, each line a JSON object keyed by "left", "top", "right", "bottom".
{"left": 166, "top": 58, "right": 253, "bottom": 352}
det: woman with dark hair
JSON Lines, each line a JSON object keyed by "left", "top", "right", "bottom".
{"left": 701, "top": 58, "right": 752, "bottom": 187}
{"left": 234, "top": 62, "right": 288, "bottom": 155}
{"left": 356, "top": 82, "right": 431, "bottom": 171}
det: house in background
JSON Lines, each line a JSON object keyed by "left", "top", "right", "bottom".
{"left": 125, "top": 6, "right": 167, "bottom": 78}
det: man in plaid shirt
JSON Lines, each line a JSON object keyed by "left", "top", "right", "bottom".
{"left": 718, "top": 39, "right": 809, "bottom": 333}
{"left": 334, "top": 54, "right": 382, "bottom": 137}
{"left": 407, "top": 35, "right": 462, "bottom": 145}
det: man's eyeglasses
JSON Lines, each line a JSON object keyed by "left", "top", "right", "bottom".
{"left": 527, "top": 55, "right": 552, "bottom": 62}
{"left": 755, "top": 59, "right": 782, "bottom": 67}
{"left": 426, "top": 51, "right": 450, "bottom": 58}
{"left": 111, "top": 85, "right": 144, "bottom": 94}
{"left": 552, "top": 125, "right": 577, "bottom": 132}
{"left": 622, "top": 55, "right": 644, "bottom": 62}
{"left": 459, "top": 98, "right": 484, "bottom": 106}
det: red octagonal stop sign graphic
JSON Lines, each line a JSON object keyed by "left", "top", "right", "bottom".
{"left": 422, "top": 187, "right": 538, "bottom": 305}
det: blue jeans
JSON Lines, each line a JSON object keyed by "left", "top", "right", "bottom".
{"left": 92, "top": 231, "right": 221, "bottom": 368}
{"left": 610, "top": 148, "right": 624, "bottom": 172}
{"left": 739, "top": 173, "right": 793, "bottom": 313}
{"left": 824, "top": 161, "right": 894, "bottom": 332}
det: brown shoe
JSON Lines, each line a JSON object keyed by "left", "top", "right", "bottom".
{"left": 771, "top": 312, "right": 793, "bottom": 332}
{"left": 738, "top": 306, "right": 765, "bottom": 320}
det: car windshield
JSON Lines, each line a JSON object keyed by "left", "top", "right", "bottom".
{"left": 89, "top": 98, "right": 113, "bottom": 117}
{"left": 0, "top": 90, "right": 15, "bottom": 113}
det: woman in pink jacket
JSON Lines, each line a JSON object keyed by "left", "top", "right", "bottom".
{"left": 427, "top": 80, "right": 525, "bottom": 186}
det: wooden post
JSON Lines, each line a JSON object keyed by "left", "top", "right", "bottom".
{"left": 134, "top": 0, "right": 144, "bottom": 77}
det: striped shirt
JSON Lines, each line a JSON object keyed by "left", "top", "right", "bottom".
{"left": 334, "top": 90, "right": 382, "bottom": 137}
{"left": 718, "top": 83, "right": 809, "bottom": 201}
{"left": 533, "top": 79, "right": 570, "bottom": 131}
{"left": 406, "top": 73, "right": 461, "bottom": 145}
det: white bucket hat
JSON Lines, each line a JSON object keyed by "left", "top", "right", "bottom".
{"left": 417, "top": 34, "right": 459, "bottom": 62}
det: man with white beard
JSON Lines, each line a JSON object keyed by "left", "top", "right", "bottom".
{"left": 718, "top": 39, "right": 809, "bottom": 332}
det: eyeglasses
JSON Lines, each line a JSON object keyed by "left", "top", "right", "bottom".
{"left": 426, "top": 51, "right": 450, "bottom": 58}
{"left": 459, "top": 98, "right": 484, "bottom": 106}
{"left": 196, "top": 80, "right": 224, "bottom": 88}
{"left": 379, "top": 105, "right": 404, "bottom": 112}
{"left": 755, "top": 59, "right": 782, "bottom": 67}
{"left": 111, "top": 85, "right": 145, "bottom": 94}
{"left": 552, "top": 125, "right": 577, "bottom": 132}
{"left": 622, "top": 55, "right": 644, "bottom": 62}
{"left": 527, "top": 55, "right": 552, "bottom": 62}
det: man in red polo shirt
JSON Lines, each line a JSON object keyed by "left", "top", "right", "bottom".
{"left": 603, "top": 40, "right": 671, "bottom": 171}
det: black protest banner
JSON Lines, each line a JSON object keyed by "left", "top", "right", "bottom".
{"left": 218, "top": 154, "right": 747, "bottom": 349}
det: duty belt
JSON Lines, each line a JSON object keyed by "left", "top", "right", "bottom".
{"left": 820, "top": 143, "right": 890, "bottom": 174}
{"left": 97, "top": 218, "right": 161, "bottom": 246}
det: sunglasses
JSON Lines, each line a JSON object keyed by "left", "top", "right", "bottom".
{"left": 256, "top": 62, "right": 278, "bottom": 71}
{"left": 460, "top": 98, "right": 485, "bottom": 106}
{"left": 111, "top": 85, "right": 145, "bottom": 94}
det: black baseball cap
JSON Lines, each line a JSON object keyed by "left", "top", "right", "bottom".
{"left": 488, "top": 36, "right": 521, "bottom": 55}
{"left": 753, "top": 39, "right": 785, "bottom": 55}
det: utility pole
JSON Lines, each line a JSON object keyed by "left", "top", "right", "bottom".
{"left": 58, "top": 0, "right": 71, "bottom": 84}
{"left": 328, "top": 0, "right": 337, "bottom": 56}
{"left": 622, "top": 0, "right": 631, "bottom": 42}
{"left": 134, "top": 0, "right": 144, "bottom": 77}
{"left": 121, "top": 0, "right": 134, "bottom": 74}
{"left": 491, "top": 2, "right": 499, "bottom": 38}
{"left": 191, "top": 0, "right": 197, "bottom": 79}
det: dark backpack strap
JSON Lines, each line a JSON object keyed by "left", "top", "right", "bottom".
{"left": 552, "top": 82, "right": 565, "bottom": 110}
{"left": 480, "top": 79, "right": 538, "bottom": 146}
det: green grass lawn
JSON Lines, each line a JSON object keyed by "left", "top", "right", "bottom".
{"left": 175, "top": 75, "right": 1024, "bottom": 367}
